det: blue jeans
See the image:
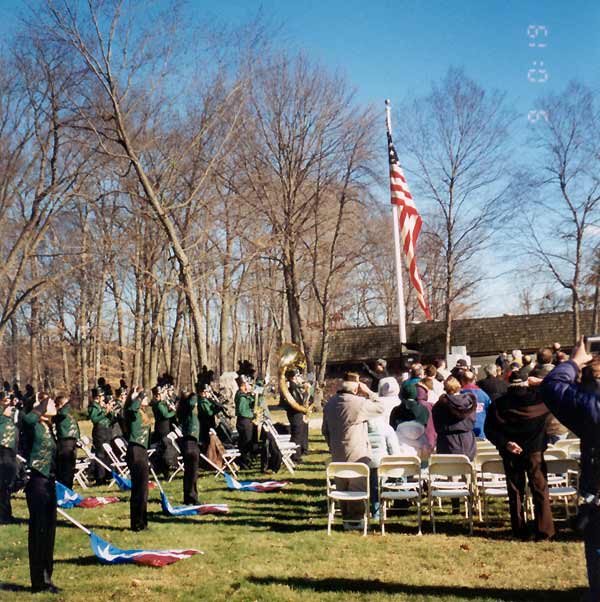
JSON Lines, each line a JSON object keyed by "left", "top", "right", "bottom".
{"left": 369, "top": 467, "right": 379, "bottom": 517}
{"left": 584, "top": 506, "right": 600, "bottom": 601}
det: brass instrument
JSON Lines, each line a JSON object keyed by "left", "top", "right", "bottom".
{"left": 278, "top": 343, "right": 313, "bottom": 423}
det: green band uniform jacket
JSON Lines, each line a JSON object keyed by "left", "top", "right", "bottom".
{"left": 235, "top": 391, "right": 255, "bottom": 419}
{"left": 23, "top": 411, "right": 56, "bottom": 478}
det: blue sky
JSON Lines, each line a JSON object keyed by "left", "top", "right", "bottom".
{"left": 1, "top": 0, "right": 599, "bottom": 317}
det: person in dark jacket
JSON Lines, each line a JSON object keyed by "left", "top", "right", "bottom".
{"left": 531, "top": 347, "right": 568, "bottom": 444}
{"left": 150, "top": 386, "right": 176, "bottom": 479}
{"left": 177, "top": 389, "right": 200, "bottom": 505}
{"left": 88, "top": 388, "right": 113, "bottom": 485}
{"left": 23, "top": 394, "right": 60, "bottom": 593}
{"left": 484, "top": 372, "right": 554, "bottom": 540}
{"left": 539, "top": 339, "right": 600, "bottom": 601}
{"left": 124, "top": 389, "right": 152, "bottom": 531}
{"left": 477, "top": 364, "right": 508, "bottom": 402}
{"left": 53, "top": 395, "right": 80, "bottom": 489}
{"left": 0, "top": 392, "right": 18, "bottom": 523}
{"left": 432, "top": 376, "right": 477, "bottom": 460}
{"left": 280, "top": 370, "right": 309, "bottom": 462}
{"left": 363, "top": 359, "right": 389, "bottom": 393}
{"left": 235, "top": 376, "right": 256, "bottom": 469}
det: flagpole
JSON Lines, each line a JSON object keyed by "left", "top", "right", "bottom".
{"left": 57, "top": 507, "right": 92, "bottom": 536}
{"left": 386, "top": 99, "right": 407, "bottom": 351}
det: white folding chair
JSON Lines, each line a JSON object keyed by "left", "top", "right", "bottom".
{"left": 378, "top": 456, "right": 423, "bottom": 535}
{"left": 428, "top": 454, "right": 475, "bottom": 535}
{"left": 326, "top": 462, "right": 370, "bottom": 536}
{"left": 102, "top": 442, "right": 129, "bottom": 478}
{"left": 263, "top": 419, "right": 298, "bottom": 474}
{"left": 74, "top": 439, "right": 92, "bottom": 490}
{"left": 546, "top": 458, "right": 580, "bottom": 518}
{"left": 166, "top": 431, "right": 185, "bottom": 482}
{"left": 479, "top": 459, "right": 508, "bottom": 529}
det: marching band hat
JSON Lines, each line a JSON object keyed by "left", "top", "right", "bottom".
{"left": 376, "top": 358, "right": 387, "bottom": 368}
{"left": 197, "top": 382, "right": 211, "bottom": 393}
{"left": 237, "top": 374, "right": 252, "bottom": 385}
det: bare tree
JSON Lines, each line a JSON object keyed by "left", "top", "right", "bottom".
{"left": 397, "top": 67, "right": 515, "bottom": 355}
{"left": 520, "top": 81, "right": 600, "bottom": 339}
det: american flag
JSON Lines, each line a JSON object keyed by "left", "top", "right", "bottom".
{"left": 388, "top": 131, "right": 432, "bottom": 320}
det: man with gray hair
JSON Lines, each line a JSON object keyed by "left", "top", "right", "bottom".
{"left": 363, "top": 359, "right": 388, "bottom": 392}
{"left": 477, "top": 363, "right": 508, "bottom": 403}
{"left": 322, "top": 372, "right": 383, "bottom": 529}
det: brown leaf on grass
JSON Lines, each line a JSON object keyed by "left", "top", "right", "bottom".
{"left": 479, "top": 573, "right": 490, "bottom": 580}
{"left": 131, "top": 579, "right": 142, "bottom": 587}
{"left": 460, "top": 544, "right": 470, "bottom": 551}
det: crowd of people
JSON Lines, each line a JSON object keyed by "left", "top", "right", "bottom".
{"left": 321, "top": 346, "right": 574, "bottom": 538}
{"left": 321, "top": 341, "right": 600, "bottom": 600}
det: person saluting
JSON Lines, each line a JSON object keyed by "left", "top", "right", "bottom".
{"left": 23, "top": 393, "right": 60, "bottom": 593}
{"left": 124, "top": 388, "right": 152, "bottom": 531}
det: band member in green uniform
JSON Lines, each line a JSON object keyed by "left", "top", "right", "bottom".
{"left": 177, "top": 388, "right": 200, "bottom": 504}
{"left": 150, "top": 386, "right": 176, "bottom": 479}
{"left": 235, "top": 376, "right": 255, "bottom": 469}
{"left": 88, "top": 388, "right": 113, "bottom": 485}
{"left": 124, "top": 389, "right": 152, "bottom": 531}
{"left": 0, "top": 392, "right": 18, "bottom": 523}
{"left": 23, "top": 394, "right": 59, "bottom": 593}
{"left": 53, "top": 395, "right": 80, "bottom": 489}
{"left": 197, "top": 383, "right": 218, "bottom": 453}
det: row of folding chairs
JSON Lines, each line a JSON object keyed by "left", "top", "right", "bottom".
{"left": 326, "top": 453, "right": 580, "bottom": 536}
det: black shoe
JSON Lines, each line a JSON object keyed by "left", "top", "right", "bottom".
{"left": 32, "top": 583, "right": 61, "bottom": 594}
{"left": 0, "top": 517, "right": 17, "bottom": 525}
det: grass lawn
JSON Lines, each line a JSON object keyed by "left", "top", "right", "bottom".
{"left": 0, "top": 420, "right": 588, "bottom": 602}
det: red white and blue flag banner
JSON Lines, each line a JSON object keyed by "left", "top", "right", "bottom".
{"left": 56, "top": 482, "right": 119, "bottom": 509}
{"left": 112, "top": 471, "right": 155, "bottom": 491}
{"left": 90, "top": 532, "right": 201, "bottom": 567}
{"left": 388, "top": 131, "right": 432, "bottom": 320}
{"left": 224, "top": 472, "right": 288, "bottom": 492}
{"left": 160, "top": 492, "right": 229, "bottom": 516}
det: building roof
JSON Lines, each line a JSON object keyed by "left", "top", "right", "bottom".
{"left": 322, "top": 310, "right": 593, "bottom": 363}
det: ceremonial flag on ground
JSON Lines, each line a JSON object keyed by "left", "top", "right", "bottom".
{"left": 57, "top": 508, "right": 202, "bottom": 568}
{"left": 112, "top": 471, "right": 155, "bottom": 492}
{"left": 386, "top": 103, "right": 432, "bottom": 322}
{"left": 90, "top": 532, "right": 200, "bottom": 567}
{"left": 56, "top": 482, "right": 119, "bottom": 509}
{"left": 159, "top": 492, "right": 229, "bottom": 517}
{"left": 223, "top": 471, "right": 288, "bottom": 492}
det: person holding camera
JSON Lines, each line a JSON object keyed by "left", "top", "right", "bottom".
{"left": 539, "top": 337, "right": 600, "bottom": 601}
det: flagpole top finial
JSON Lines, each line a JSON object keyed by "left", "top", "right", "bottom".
{"left": 385, "top": 99, "right": 391, "bottom": 107}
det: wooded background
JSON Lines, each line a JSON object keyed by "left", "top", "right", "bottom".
{"left": 1, "top": 1, "right": 599, "bottom": 405}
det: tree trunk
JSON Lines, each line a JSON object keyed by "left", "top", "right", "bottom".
{"left": 10, "top": 315, "right": 20, "bottom": 387}
{"left": 61, "top": 338, "right": 70, "bottom": 391}
{"left": 92, "top": 272, "right": 105, "bottom": 383}
{"left": 170, "top": 290, "right": 185, "bottom": 384}
{"left": 572, "top": 288, "right": 581, "bottom": 342}
{"left": 29, "top": 297, "right": 41, "bottom": 390}
{"left": 219, "top": 283, "right": 231, "bottom": 374}
{"left": 132, "top": 271, "right": 144, "bottom": 387}
{"left": 110, "top": 267, "right": 127, "bottom": 380}
{"left": 593, "top": 280, "right": 599, "bottom": 334}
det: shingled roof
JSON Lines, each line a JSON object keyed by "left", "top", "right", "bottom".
{"left": 323, "top": 310, "right": 593, "bottom": 364}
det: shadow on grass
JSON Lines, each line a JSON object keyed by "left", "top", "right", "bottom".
{"left": 0, "top": 583, "right": 32, "bottom": 592}
{"left": 247, "top": 576, "right": 586, "bottom": 601}
{"left": 54, "top": 555, "right": 99, "bottom": 566}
